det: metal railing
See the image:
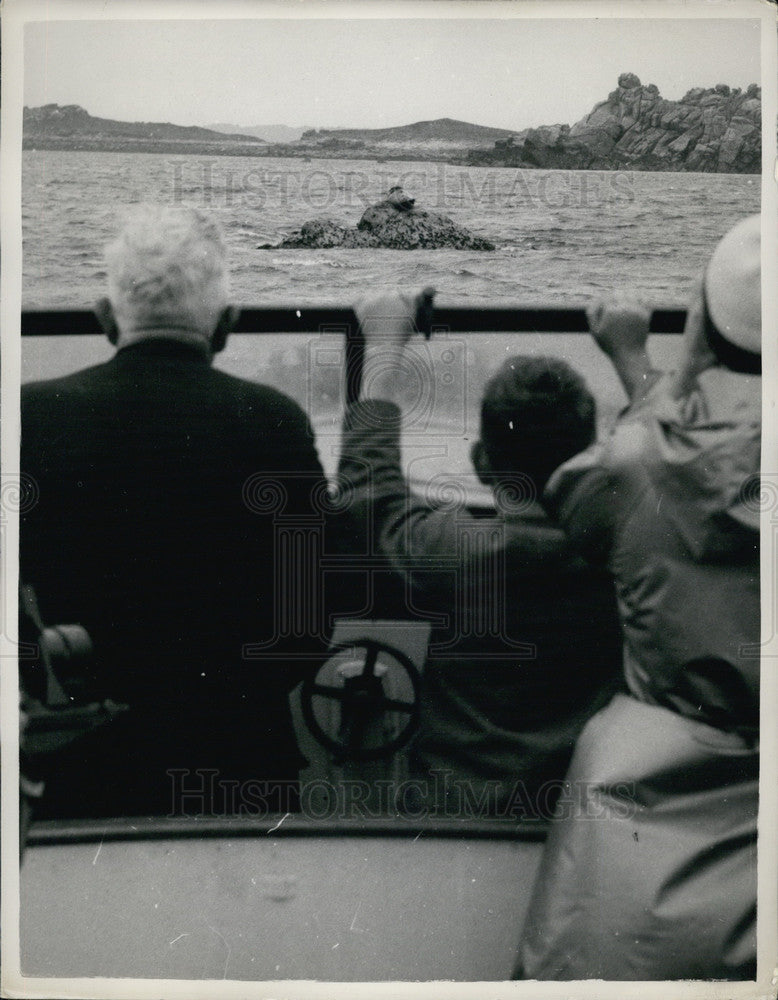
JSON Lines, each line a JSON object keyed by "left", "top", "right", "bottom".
{"left": 21, "top": 305, "right": 687, "bottom": 336}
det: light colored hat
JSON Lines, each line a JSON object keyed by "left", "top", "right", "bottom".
{"left": 704, "top": 214, "right": 761, "bottom": 354}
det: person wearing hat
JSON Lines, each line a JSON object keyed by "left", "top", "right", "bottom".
{"left": 514, "top": 214, "right": 761, "bottom": 980}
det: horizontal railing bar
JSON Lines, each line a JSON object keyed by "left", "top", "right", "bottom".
{"left": 27, "top": 814, "right": 549, "bottom": 845}
{"left": 21, "top": 305, "right": 687, "bottom": 336}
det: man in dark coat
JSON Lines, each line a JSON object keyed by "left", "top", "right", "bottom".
{"left": 21, "top": 205, "right": 329, "bottom": 818}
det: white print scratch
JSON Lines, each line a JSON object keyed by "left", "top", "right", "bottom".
{"left": 349, "top": 902, "right": 365, "bottom": 934}
{"left": 169, "top": 933, "right": 189, "bottom": 947}
{"left": 92, "top": 836, "right": 105, "bottom": 865}
{"left": 413, "top": 829, "right": 423, "bottom": 842}
{"left": 202, "top": 916, "right": 232, "bottom": 979}
{"left": 656, "top": 495, "right": 663, "bottom": 514}
{"left": 267, "top": 812, "right": 291, "bottom": 834}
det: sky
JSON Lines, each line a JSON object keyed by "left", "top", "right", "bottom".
{"left": 23, "top": 16, "right": 761, "bottom": 131}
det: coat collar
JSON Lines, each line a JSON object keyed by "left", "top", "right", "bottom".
{"left": 114, "top": 338, "right": 212, "bottom": 363}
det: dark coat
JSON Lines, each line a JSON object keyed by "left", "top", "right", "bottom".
{"left": 21, "top": 338, "right": 329, "bottom": 817}
{"left": 338, "top": 400, "right": 623, "bottom": 816}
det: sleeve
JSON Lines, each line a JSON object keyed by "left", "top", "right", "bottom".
{"left": 543, "top": 445, "right": 619, "bottom": 566}
{"left": 541, "top": 368, "right": 686, "bottom": 567}
{"left": 338, "top": 400, "right": 467, "bottom": 596}
{"left": 618, "top": 372, "right": 692, "bottom": 425}
{"left": 543, "top": 417, "right": 650, "bottom": 569}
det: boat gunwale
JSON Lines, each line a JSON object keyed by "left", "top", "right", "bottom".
{"left": 26, "top": 814, "right": 550, "bottom": 846}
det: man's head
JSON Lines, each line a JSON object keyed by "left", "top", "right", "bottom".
{"left": 472, "top": 356, "right": 596, "bottom": 497}
{"left": 97, "top": 205, "right": 235, "bottom": 353}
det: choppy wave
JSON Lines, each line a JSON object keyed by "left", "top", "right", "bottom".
{"left": 22, "top": 150, "right": 760, "bottom": 307}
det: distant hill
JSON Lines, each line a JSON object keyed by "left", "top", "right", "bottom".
{"left": 24, "top": 104, "right": 266, "bottom": 144}
{"left": 208, "top": 122, "right": 306, "bottom": 143}
{"left": 301, "top": 118, "right": 515, "bottom": 149}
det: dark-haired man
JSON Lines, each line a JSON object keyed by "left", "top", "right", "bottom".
{"left": 337, "top": 291, "right": 621, "bottom": 816}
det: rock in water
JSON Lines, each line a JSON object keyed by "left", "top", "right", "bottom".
{"left": 259, "top": 186, "right": 495, "bottom": 250}
{"left": 357, "top": 198, "right": 495, "bottom": 249}
{"left": 278, "top": 219, "right": 353, "bottom": 249}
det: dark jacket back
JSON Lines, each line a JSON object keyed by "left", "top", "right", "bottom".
{"left": 21, "top": 339, "right": 329, "bottom": 817}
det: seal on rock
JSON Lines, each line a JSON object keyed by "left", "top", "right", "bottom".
{"left": 258, "top": 186, "right": 495, "bottom": 251}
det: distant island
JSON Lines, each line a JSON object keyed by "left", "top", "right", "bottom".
{"left": 22, "top": 104, "right": 268, "bottom": 156}
{"left": 298, "top": 118, "right": 516, "bottom": 151}
{"left": 23, "top": 75, "right": 760, "bottom": 173}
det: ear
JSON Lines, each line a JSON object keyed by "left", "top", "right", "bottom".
{"left": 94, "top": 297, "right": 119, "bottom": 345}
{"left": 471, "top": 440, "right": 492, "bottom": 486}
{"left": 211, "top": 306, "right": 238, "bottom": 354}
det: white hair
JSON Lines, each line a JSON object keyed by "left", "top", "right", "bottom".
{"left": 105, "top": 204, "right": 229, "bottom": 337}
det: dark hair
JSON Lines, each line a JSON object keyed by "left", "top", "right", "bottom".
{"left": 480, "top": 356, "right": 596, "bottom": 492}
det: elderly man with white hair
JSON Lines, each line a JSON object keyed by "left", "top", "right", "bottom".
{"left": 21, "top": 205, "right": 329, "bottom": 819}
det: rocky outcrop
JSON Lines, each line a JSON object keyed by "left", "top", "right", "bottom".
{"left": 259, "top": 187, "right": 496, "bottom": 250}
{"left": 469, "top": 74, "right": 761, "bottom": 173}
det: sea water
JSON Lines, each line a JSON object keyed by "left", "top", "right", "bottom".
{"left": 22, "top": 150, "right": 759, "bottom": 307}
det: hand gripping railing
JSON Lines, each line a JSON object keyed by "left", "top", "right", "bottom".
{"left": 20, "top": 304, "right": 687, "bottom": 337}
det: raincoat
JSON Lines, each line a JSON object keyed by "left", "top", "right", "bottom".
{"left": 515, "top": 367, "right": 760, "bottom": 980}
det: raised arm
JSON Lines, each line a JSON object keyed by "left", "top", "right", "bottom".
{"left": 354, "top": 288, "right": 434, "bottom": 406}
{"left": 337, "top": 288, "right": 470, "bottom": 580}
{"left": 587, "top": 296, "right": 661, "bottom": 404}
{"left": 338, "top": 288, "right": 434, "bottom": 503}
{"left": 667, "top": 283, "right": 718, "bottom": 401}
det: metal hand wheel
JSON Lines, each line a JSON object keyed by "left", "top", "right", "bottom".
{"left": 301, "top": 639, "right": 421, "bottom": 762}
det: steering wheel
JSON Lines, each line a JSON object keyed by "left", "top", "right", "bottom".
{"left": 301, "top": 639, "right": 421, "bottom": 762}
